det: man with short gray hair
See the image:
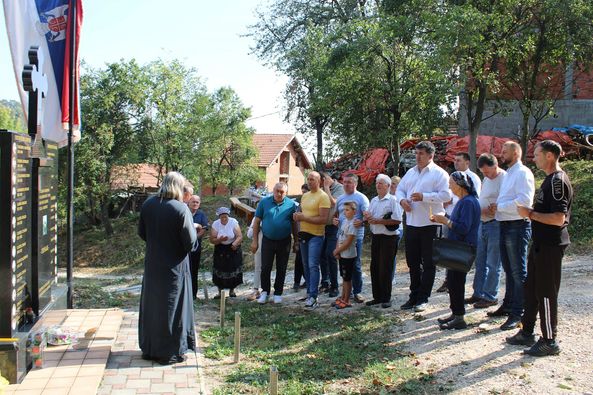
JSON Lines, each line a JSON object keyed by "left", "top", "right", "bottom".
{"left": 251, "top": 182, "right": 298, "bottom": 304}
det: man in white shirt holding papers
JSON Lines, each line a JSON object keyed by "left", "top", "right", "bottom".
{"left": 396, "top": 141, "right": 452, "bottom": 312}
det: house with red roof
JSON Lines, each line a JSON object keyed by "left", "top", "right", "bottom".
{"left": 251, "top": 133, "right": 312, "bottom": 195}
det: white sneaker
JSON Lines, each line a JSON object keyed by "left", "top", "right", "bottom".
{"left": 257, "top": 291, "right": 268, "bottom": 304}
{"left": 273, "top": 295, "right": 282, "bottom": 304}
{"left": 304, "top": 297, "right": 318, "bottom": 309}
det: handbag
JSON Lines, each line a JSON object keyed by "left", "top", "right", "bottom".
{"left": 432, "top": 227, "right": 476, "bottom": 273}
{"left": 382, "top": 212, "right": 398, "bottom": 232}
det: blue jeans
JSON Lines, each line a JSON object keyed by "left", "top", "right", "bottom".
{"left": 500, "top": 220, "right": 531, "bottom": 316}
{"left": 320, "top": 225, "right": 339, "bottom": 289}
{"left": 300, "top": 235, "right": 324, "bottom": 298}
{"left": 352, "top": 237, "right": 364, "bottom": 295}
{"left": 472, "top": 221, "right": 502, "bottom": 302}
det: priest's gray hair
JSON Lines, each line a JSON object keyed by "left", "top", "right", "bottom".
{"left": 159, "top": 172, "right": 186, "bottom": 201}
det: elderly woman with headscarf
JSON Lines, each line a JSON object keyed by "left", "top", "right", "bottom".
{"left": 431, "top": 171, "right": 481, "bottom": 329}
{"left": 138, "top": 171, "right": 197, "bottom": 365}
{"left": 210, "top": 207, "right": 243, "bottom": 298}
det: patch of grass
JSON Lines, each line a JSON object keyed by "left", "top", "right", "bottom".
{"left": 59, "top": 213, "right": 145, "bottom": 274}
{"left": 201, "top": 303, "right": 432, "bottom": 394}
{"left": 73, "top": 278, "right": 140, "bottom": 309}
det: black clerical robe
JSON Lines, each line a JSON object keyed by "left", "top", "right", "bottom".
{"left": 138, "top": 196, "right": 197, "bottom": 360}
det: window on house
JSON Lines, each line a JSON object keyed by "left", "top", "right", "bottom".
{"left": 280, "top": 151, "right": 290, "bottom": 175}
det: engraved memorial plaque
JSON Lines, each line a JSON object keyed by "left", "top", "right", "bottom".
{"left": 0, "top": 130, "right": 33, "bottom": 338}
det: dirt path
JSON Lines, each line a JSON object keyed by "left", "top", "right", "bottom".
{"left": 393, "top": 255, "right": 593, "bottom": 394}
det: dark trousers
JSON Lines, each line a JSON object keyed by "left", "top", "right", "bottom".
{"left": 294, "top": 250, "right": 305, "bottom": 286}
{"left": 522, "top": 242, "right": 566, "bottom": 340}
{"left": 320, "top": 225, "right": 339, "bottom": 289}
{"left": 405, "top": 225, "right": 439, "bottom": 304}
{"left": 189, "top": 245, "right": 202, "bottom": 299}
{"left": 260, "top": 235, "right": 291, "bottom": 295}
{"left": 370, "top": 234, "right": 398, "bottom": 303}
{"left": 447, "top": 269, "right": 468, "bottom": 315}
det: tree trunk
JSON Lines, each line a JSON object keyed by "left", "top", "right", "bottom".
{"left": 100, "top": 199, "right": 114, "bottom": 237}
{"left": 314, "top": 116, "right": 324, "bottom": 170}
{"left": 520, "top": 111, "right": 530, "bottom": 162}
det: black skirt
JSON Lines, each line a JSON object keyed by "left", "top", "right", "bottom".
{"left": 212, "top": 243, "right": 243, "bottom": 289}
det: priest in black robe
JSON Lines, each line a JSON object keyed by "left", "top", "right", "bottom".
{"left": 138, "top": 171, "right": 198, "bottom": 365}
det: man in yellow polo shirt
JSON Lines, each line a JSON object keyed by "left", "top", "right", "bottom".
{"left": 293, "top": 171, "right": 331, "bottom": 309}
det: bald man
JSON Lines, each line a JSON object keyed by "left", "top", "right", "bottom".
{"left": 489, "top": 141, "right": 535, "bottom": 331}
{"left": 293, "top": 171, "right": 331, "bottom": 309}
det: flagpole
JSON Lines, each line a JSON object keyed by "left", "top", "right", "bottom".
{"left": 66, "top": 0, "right": 77, "bottom": 309}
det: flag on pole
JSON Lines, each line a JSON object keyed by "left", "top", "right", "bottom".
{"left": 3, "top": 0, "right": 83, "bottom": 147}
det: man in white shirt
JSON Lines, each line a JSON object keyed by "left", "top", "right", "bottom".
{"left": 364, "top": 174, "right": 402, "bottom": 308}
{"left": 396, "top": 141, "right": 451, "bottom": 312}
{"left": 490, "top": 141, "right": 535, "bottom": 330}
{"left": 464, "top": 153, "right": 506, "bottom": 308}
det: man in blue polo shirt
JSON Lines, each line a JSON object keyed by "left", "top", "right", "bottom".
{"left": 250, "top": 182, "right": 298, "bottom": 304}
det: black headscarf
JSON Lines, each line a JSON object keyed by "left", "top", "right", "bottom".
{"left": 451, "top": 171, "right": 477, "bottom": 196}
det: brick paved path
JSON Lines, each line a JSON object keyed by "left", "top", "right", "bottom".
{"left": 97, "top": 311, "right": 205, "bottom": 395}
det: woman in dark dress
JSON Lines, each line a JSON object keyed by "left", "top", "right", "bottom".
{"left": 210, "top": 207, "right": 243, "bottom": 298}
{"left": 138, "top": 171, "right": 197, "bottom": 365}
{"left": 431, "top": 171, "right": 481, "bottom": 330}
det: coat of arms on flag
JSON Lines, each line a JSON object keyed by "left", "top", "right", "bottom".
{"left": 36, "top": 5, "right": 69, "bottom": 42}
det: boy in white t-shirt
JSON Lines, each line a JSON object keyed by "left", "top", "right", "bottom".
{"left": 333, "top": 201, "right": 357, "bottom": 309}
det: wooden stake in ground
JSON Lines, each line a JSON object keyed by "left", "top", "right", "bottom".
{"left": 234, "top": 311, "right": 241, "bottom": 363}
{"left": 219, "top": 290, "right": 226, "bottom": 328}
{"left": 269, "top": 366, "right": 278, "bottom": 395}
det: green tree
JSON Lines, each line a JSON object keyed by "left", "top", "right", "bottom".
{"left": 139, "top": 59, "right": 207, "bottom": 181}
{"left": 250, "top": 0, "right": 451, "bottom": 170}
{"left": 435, "top": 0, "right": 528, "bottom": 169}
{"left": 0, "top": 99, "right": 26, "bottom": 132}
{"left": 498, "top": 0, "right": 593, "bottom": 159}
{"left": 196, "top": 87, "right": 262, "bottom": 195}
{"left": 75, "top": 60, "right": 147, "bottom": 235}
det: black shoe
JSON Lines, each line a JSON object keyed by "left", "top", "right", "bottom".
{"left": 400, "top": 299, "right": 416, "bottom": 310}
{"left": 464, "top": 295, "right": 480, "bottom": 304}
{"left": 292, "top": 284, "right": 300, "bottom": 291}
{"left": 365, "top": 299, "right": 381, "bottom": 306}
{"left": 437, "top": 314, "right": 455, "bottom": 325}
{"left": 436, "top": 281, "right": 448, "bottom": 293}
{"left": 523, "top": 337, "right": 560, "bottom": 357}
{"left": 500, "top": 315, "right": 522, "bottom": 331}
{"left": 474, "top": 299, "right": 498, "bottom": 309}
{"left": 381, "top": 302, "right": 392, "bottom": 308}
{"left": 229, "top": 290, "right": 237, "bottom": 298}
{"left": 176, "top": 354, "right": 186, "bottom": 363}
{"left": 440, "top": 316, "right": 467, "bottom": 330}
{"left": 328, "top": 288, "right": 339, "bottom": 298}
{"left": 487, "top": 306, "right": 512, "bottom": 317}
{"left": 156, "top": 356, "right": 178, "bottom": 365}
{"left": 506, "top": 330, "right": 536, "bottom": 346}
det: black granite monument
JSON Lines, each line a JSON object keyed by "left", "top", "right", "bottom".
{"left": 0, "top": 46, "right": 62, "bottom": 384}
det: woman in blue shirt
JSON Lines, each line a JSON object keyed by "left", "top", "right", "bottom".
{"left": 431, "top": 171, "right": 481, "bottom": 329}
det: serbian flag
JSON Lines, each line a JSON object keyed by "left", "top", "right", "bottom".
{"left": 3, "top": 0, "right": 83, "bottom": 147}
